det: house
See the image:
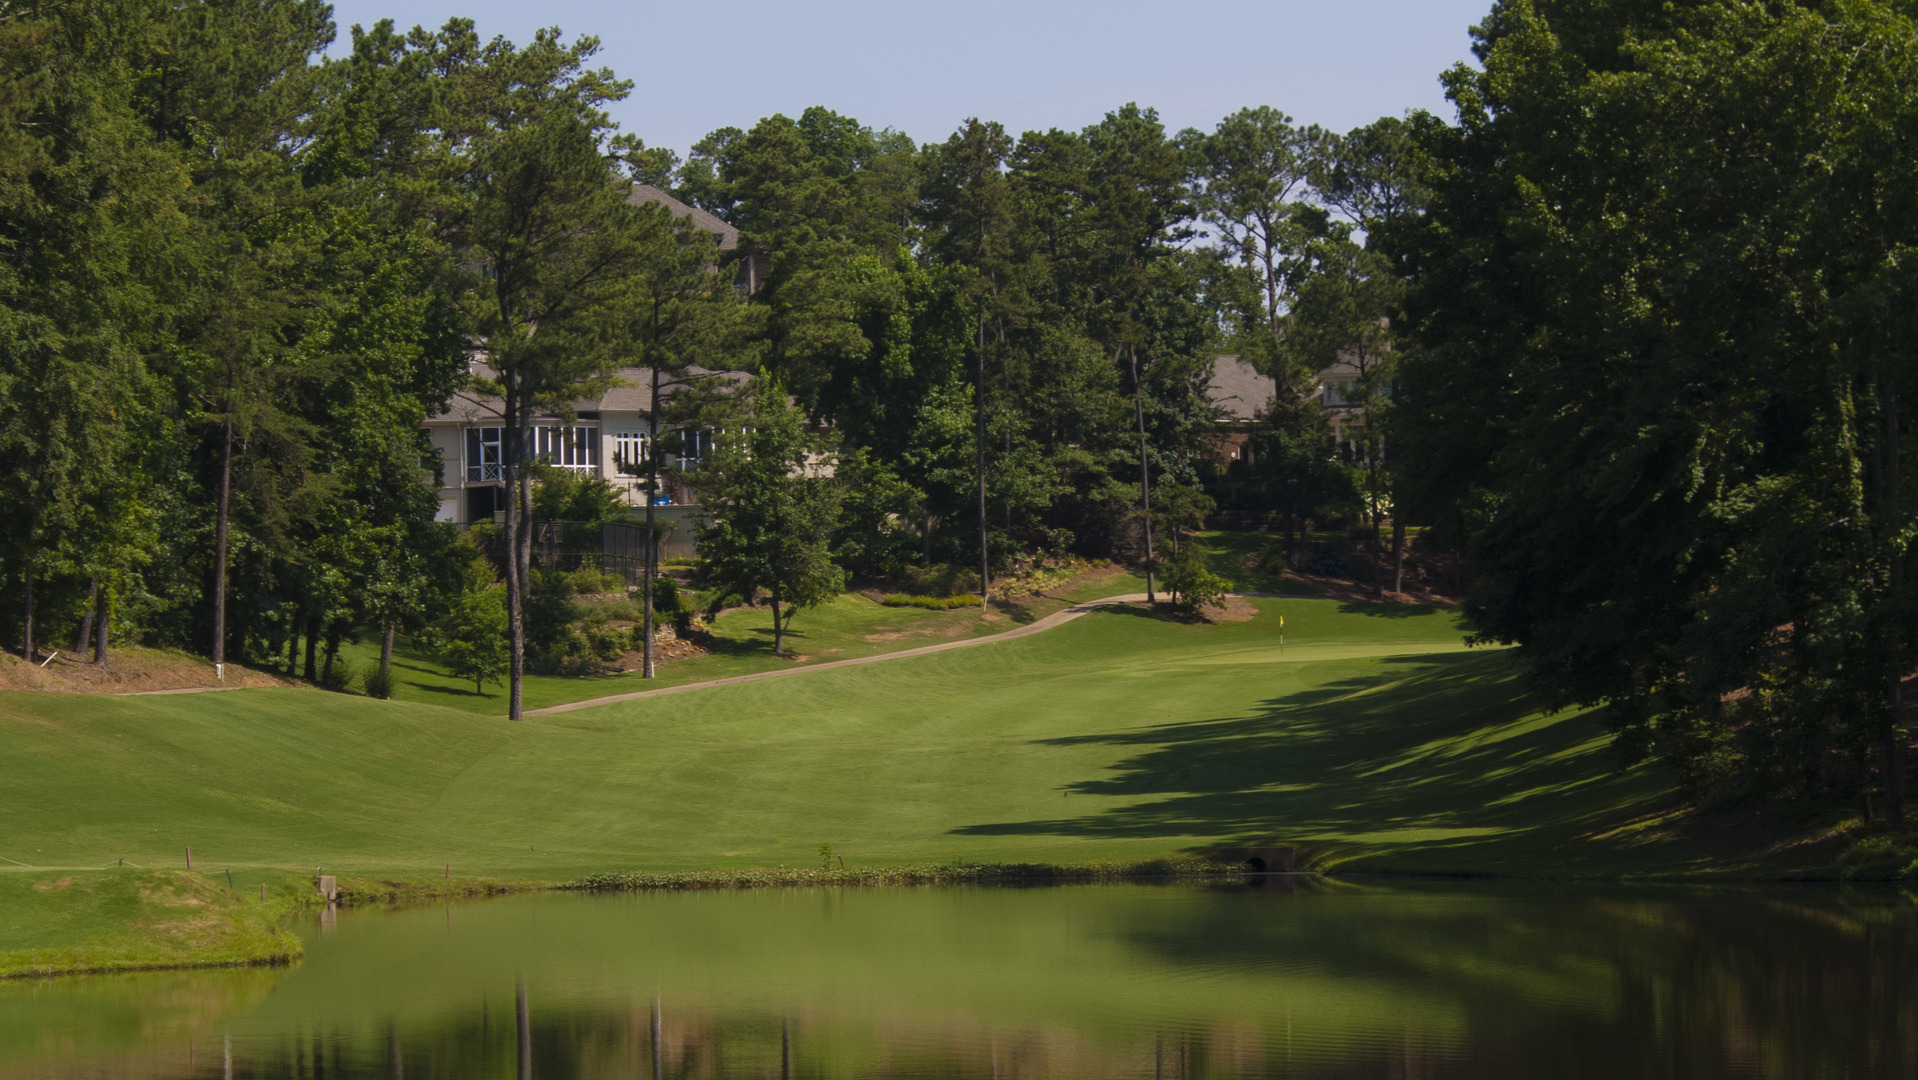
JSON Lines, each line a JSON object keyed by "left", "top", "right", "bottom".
{"left": 421, "top": 183, "right": 754, "bottom": 541}
{"left": 423, "top": 366, "right": 707, "bottom": 525}
{"left": 1204, "top": 354, "right": 1275, "bottom": 466}
{"left": 1203, "top": 352, "right": 1386, "bottom": 466}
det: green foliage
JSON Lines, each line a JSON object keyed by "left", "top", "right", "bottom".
{"left": 1159, "top": 544, "right": 1231, "bottom": 613}
{"left": 695, "top": 383, "right": 847, "bottom": 654}
{"left": 881, "top": 594, "right": 985, "bottom": 610}
{"left": 524, "top": 569, "right": 583, "bottom": 673}
{"left": 318, "top": 656, "right": 355, "bottom": 693}
{"left": 1393, "top": 0, "right": 1918, "bottom": 817}
{"left": 362, "top": 664, "right": 395, "bottom": 700}
{"left": 439, "top": 586, "right": 509, "bottom": 696}
{"left": 532, "top": 470, "right": 628, "bottom": 525}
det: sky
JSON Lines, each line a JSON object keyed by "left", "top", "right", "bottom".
{"left": 323, "top": 0, "right": 1493, "bottom": 159}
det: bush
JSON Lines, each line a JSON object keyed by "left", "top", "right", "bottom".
{"left": 566, "top": 566, "right": 626, "bottom": 596}
{"left": 1161, "top": 545, "right": 1231, "bottom": 612}
{"left": 889, "top": 564, "right": 982, "bottom": 598}
{"left": 525, "top": 568, "right": 580, "bottom": 663}
{"left": 362, "top": 665, "right": 395, "bottom": 699}
{"left": 319, "top": 657, "right": 355, "bottom": 692}
{"left": 881, "top": 593, "right": 984, "bottom": 610}
{"left": 585, "top": 623, "right": 627, "bottom": 662}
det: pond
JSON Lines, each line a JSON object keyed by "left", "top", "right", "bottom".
{"left": 2, "top": 878, "right": 1912, "bottom": 1078}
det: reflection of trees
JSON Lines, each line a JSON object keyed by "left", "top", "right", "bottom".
{"left": 1113, "top": 882, "right": 1918, "bottom": 1078}
{"left": 14, "top": 886, "right": 1917, "bottom": 1079}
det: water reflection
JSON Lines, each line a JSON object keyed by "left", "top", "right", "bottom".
{"left": 1, "top": 879, "right": 1911, "bottom": 1078}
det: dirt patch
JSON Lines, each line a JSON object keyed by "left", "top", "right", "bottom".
{"left": 31, "top": 877, "right": 72, "bottom": 892}
{"left": 1206, "top": 597, "right": 1259, "bottom": 623}
{"left": 864, "top": 621, "right": 973, "bottom": 645}
{"left": 0, "top": 648, "right": 302, "bottom": 695}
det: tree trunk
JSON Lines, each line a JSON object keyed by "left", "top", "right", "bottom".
{"left": 976, "top": 307, "right": 990, "bottom": 608}
{"left": 771, "top": 592, "right": 784, "bottom": 655}
{"left": 212, "top": 418, "right": 233, "bottom": 667}
{"left": 1392, "top": 519, "right": 1406, "bottom": 596}
{"left": 75, "top": 578, "right": 98, "bottom": 652}
{"left": 503, "top": 373, "right": 527, "bottom": 722}
{"left": 380, "top": 623, "right": 395, "bottom": 680}
{"left": 20, "top": 561, "right": 33, "bottom": 662}
{"left": 643, "top": 365, "right": 660, "bottom": 679}
{"left": 286, "top": 611, "right": 299, "bottom": 675}
{"left": 1369, "top": 465, "right": 1385, "bottom": 601}
{"left": 1128, "top": 345, "right": 1155, "bottom": 603}
{"left": 304, "top": 615, "right": 318, "bottom": 682}
{"left": 1878, "top": 363, "right": 1907, "bottom": 827}
{"left": 93, "top": 584, "right": 109, "bottom": 668}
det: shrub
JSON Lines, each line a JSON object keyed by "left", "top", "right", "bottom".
{"left": 525, "top": 568, "right": 580, "bottom": 663}
{"left": 319, "top": 657, "right": 355, "bottom": 692}
{"left": 888, "top": 564, "right": 982, "bottom": 598}
{"left": 566, "top": 566, "right": 626, "bottom": 596}
{"left": 362, "top": 665, "right": 395, "bottom": 700}
{"left": 881, "top": 593, "right": 984, "bottom": 610}
{"left": 585, "top": 623, "right": 627, "bottom": 662}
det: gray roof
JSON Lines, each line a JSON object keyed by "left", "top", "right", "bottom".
{"left": 1206, "top": 355, "right": 1276, "bottom": 423}
{"left": 428, "top": 364, "right": 749, "bottom": 424}
{"left": 628, "top": 184, "right": 739, "bottom": 250}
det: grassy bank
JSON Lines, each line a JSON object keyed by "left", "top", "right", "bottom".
{"left": 0, "top": 869, "right": 301, "bottom": 979}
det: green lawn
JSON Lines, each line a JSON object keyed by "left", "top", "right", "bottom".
{"left": 1, "top": 594, "right": 1826, "bottom": 886}
{"left": 335, "top": 569, "right": 1151, "bottom": 714}
{"left": 0, "top": 869, "right": 299, "bottom": 977}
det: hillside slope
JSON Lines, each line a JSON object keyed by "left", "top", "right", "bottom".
{"left": 0, "top": 599, "right": 1843, "bottom": 879}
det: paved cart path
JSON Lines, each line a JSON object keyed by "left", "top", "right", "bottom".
{"left": 525, "top": 594, "right": 1157, "bottom": 716}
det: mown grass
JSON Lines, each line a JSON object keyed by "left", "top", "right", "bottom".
{"left": 0, "top": 869, "right": 301, "bottom": 978}
{"left": 335, "top": 570, "right": 1148, "bottom": 714}
{"left": 3, "top": 592, "right": 1849, "bottom": 888}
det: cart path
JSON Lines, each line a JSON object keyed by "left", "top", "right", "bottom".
{"left": 524, "top": 593, "right": 1157, "bottom": 716}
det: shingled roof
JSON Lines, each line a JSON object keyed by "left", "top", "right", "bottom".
{"left": 1207, "top": 355, "right": 1276, "bottom": 423}
{"left": 627, "top": 184, "right": 739, "bottom": 250}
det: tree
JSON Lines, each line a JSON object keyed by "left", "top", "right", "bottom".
{"left": 1397, "top": 0, "right": 1918, "bottom": 821}
{"left": 608, "top": 204, "right": 759, "bottom": 679}
{"left": 924, "top": 119, "right": 1016, "bottom": 605}
{"left": 442, "top": 24, "right": 651, "bottom": 720}
{"left": 1287, "top": 229, "right": 1401, "bottom": 598}
{"left": 695, "top": 383, "right": 845, "bottom": 655}
{"left": 440, "top": 584, "right": 509, "bottom": 695}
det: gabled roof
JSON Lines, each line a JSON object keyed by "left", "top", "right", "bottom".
{"left": 627, "top": 184, "right": 739, "bottom": 251}
{"left": 1206, "top": 355, "right": 1276, "bottom": 422}
{"left": 429, "top": 362, "right": 749, "bottom": 424}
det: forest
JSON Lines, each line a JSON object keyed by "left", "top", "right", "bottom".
{"left": 5, "top": 0, "right": 1918, "bottom": 826}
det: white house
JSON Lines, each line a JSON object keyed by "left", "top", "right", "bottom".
{"left": 423, "top": 182, "right": 755, "bottom": 527}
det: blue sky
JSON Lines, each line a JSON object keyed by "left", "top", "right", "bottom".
{"left": 324, "top": 0, "right": 1492, "bottom": 159}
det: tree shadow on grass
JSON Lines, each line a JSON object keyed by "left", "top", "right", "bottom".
{"left": 953, "top": 651, "right": 1673, "bottom": 870}
{"left": 409, "top": 681, "right": 489, "bottom": 698}
{"left": 1332, "top": 600, "right": 1451, "bottom": 619}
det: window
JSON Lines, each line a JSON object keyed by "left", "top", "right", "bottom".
{"left": 611, "top": 431, "right": 649, "bottom": 473}
{"left": 533, "top": 425, "right": 599, "bottom": 470}
{"left": 465, "top": 427, "right": 502, "bottom": 482}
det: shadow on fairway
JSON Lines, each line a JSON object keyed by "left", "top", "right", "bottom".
{"left": 952, "top": 650, "right": 1672, "bottom": 871}
{"left": 1334, "top": 600, "right": 1451, "bottom": 619}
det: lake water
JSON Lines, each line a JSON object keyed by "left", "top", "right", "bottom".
{"left": 2, "top": 878, "right": 1912, "bottom": 1078}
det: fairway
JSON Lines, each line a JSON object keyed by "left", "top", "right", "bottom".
{"left": 0, "top": 598, "right": 1725, "bottom": 880}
